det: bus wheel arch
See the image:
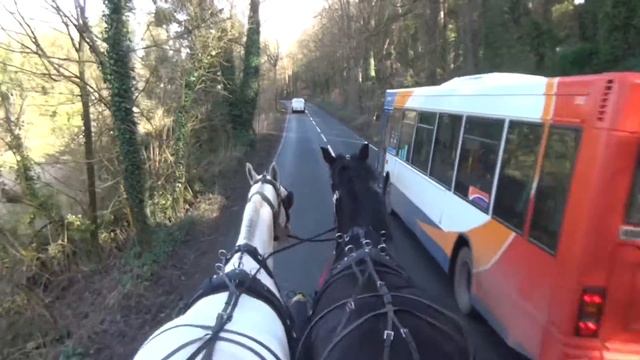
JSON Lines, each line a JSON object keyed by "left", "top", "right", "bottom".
{"left": 450, "top": 235, "right": 473, "bottom": 315}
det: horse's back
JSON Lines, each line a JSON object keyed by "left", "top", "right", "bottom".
{"left": 307, "top": 266, "right": 472, "bottom": 360}
{"left": 135, "top": 294, "right": 290, "bottom": 360}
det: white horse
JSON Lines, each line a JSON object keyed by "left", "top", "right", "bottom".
{"left": 135, "top": 162, "right": 295, "bottom": 360}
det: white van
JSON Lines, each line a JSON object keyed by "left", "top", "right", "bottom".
{"left": 291, "top": 98, "right": 305, "bottom": 113}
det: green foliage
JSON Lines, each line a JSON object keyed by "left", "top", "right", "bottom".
{"left": 121, "top": 218, "right": 194, "bottom": 284}
{"left": 294, "top": 0, "right": 640, "bottom": 128}
{"left": 596, "top": 0, "right": 640, "bottom": 69}
{"left": 556, "top": 44, "right": 598, "bottom": 75}
{"left": 234, "top": 0, "right": 261, "bottom": 145}
{"left": 103, "top": 0, "right": 150, "bottom": 246}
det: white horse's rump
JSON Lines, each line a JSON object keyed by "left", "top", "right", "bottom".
{"left": 135, "top": 163, "right": 294, "bottom": 360}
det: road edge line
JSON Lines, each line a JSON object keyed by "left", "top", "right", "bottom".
{"left": 274, "top": 109, "right": 290, "bottom": 162}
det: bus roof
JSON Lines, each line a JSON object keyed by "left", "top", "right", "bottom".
{"left": 383, "top": 73, "right": 551, "bottom": 119}
{"left": 384, "top": 71, "right": 640, "bottom": 130}
{"left": 386, "top": 73, "right": 549, "bottom": 97}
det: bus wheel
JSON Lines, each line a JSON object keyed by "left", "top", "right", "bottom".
{"left": 453, "top": 247, "right": 473, "bottom": 315}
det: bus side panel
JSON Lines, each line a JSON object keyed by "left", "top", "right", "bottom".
{"left": 385, "top": 155, "right": 450, "bottom": 270}
{"left": 388, "top": 181, "right": 451, "bottom": 270}
{"left": 473, "top": 232, "right": 557, "bottom": 358}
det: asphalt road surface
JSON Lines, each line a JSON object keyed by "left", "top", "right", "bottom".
{"left": 274, "top": 103, "right": 527, "bottom": 359}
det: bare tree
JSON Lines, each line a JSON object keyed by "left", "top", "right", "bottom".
{"left": 264, "top": 41, "right": 280, "bottom": 110}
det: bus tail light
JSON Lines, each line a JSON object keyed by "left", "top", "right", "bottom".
{"left": 576, "top": 288, "right": 606, "bottom": 337}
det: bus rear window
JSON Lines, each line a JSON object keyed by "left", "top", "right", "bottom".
{"left": 627, "top": 158, "right": 640, "bottom": 225}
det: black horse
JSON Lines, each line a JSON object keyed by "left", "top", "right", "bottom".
{"left": 296, "top": 143, "right": 473, "bottom": 360}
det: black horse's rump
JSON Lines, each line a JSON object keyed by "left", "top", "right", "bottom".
{"left": 299, "top": 144, "right": 473, "bottom": 360}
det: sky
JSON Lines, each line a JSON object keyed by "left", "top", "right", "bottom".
{"left": 0, "top": 0, "right": 326, "bottom": 54}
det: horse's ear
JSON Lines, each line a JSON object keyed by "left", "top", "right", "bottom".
{"left": 321, "top": 146, "right": 335, "bottom": 165}
{"left": 268, "top": 162, "right": 279, "bottom": 182}
{"left": 246, "top": 163, "right": 259, "bottom": 183}
{"left": 357, "top": 143, "right": 369, "bottom": 161}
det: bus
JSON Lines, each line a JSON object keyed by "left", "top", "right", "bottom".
{"left": 379, "top": 72, "right": 640, "bottom": 359}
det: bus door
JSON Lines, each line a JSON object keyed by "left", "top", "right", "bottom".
{"left": 375, "top": 110, "right": 391, "bottom": 175}
{"left": 604, "top": 155, "right": 640, "bottom": 343}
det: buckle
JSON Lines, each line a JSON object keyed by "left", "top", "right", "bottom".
{"left": 345, "top": 245, "right": 355, "bottom": 254}
{"left": 346, "top": 300, "right": 355, "bottom": 311}
{"left": 383, "top": 330, "right": 394, "bottom": 342}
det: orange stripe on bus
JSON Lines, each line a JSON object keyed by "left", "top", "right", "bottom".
{"left": 417, "top": 221, "right": 457, "bottom": 256}
{"left": 418, "top": 219, "right": 515, "bottom": 270}
{"left": 542, "top": 78, "right": 558, "bottom": 121}
{"left": 467, "top": 220, "right": 514, "bottom": 270}
{"left": 394, "top": 90, "right": 413, "bottom": 109}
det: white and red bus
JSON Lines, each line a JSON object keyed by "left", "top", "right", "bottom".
{"left": 380, "top": 72, "right": 640, "bottom": 359}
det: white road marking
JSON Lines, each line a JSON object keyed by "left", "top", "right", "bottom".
{"left": 369, "top": 144, "right": 378, "bottom": 151}
{"left": 274, "top": 111, "right": 291, "bottom": 161}
{"left": 327, "top": 145, "right": 335, "bottom": 156}
{"left": 320, "top": 133, "right": 327, "bottom": 142}
{"left": 314, "top": 124, "right": 322, "bottom": 133}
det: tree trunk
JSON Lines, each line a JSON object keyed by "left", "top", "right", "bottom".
{"left": 103, "top": 0, "right": 150, "bottom": 248}
{"left": 238, "top": 0, "right": 261, "bottom": 142}
{"left": 77, "top": 14, "right": 99, "bottom": 254}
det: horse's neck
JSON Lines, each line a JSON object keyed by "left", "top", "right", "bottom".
{"left": 236, "top": 197, "right": 274, "bottom": 255}
{"left": 225, "top": 197, "right": 280, "bottom": 298}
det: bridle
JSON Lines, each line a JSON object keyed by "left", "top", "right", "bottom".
{"left": 248, "top": 174, "right": 291, "bottom": 240}
{"left": 294, "top": 227, "right": 473, "bottom": 360}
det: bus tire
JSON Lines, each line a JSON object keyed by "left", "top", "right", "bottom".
{"left": 453, "top": 246, "right": 473, "bottom": 315}
{"left": 383, "top": 173, "right": 393, "bottom": 215}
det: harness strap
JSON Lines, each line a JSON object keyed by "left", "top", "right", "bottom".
{"left": 248, "top": 191, "right": 280, "bottom": 237}
{"left": 312, "top": 261, "right": 404, "bottom": 311}
{"left": 297, "top": 247, "right": 470, "bottom": 360}
{"left": 213, "top": 336, "right": 268, "bottom": 360}
{"left": 319, "top": 308, "right": 397, "bottom": 360}
{"left": 230, "top": 243, "right": 277, "bottom": 279}
{"left": 182, "top": 268, "right": 297, "bottom": 357}
{"left": 249, "top": 191, "right": 278, "bottom": 215}
{"left": 222, "top": 329, "right": 283, "bottom": 360}
{"left": 331, "top": 247, "right": 403, "bottom": 277}
{"left": 331, "top": 261, "right": 368, "bottom": 339}
{"left": 249, "top": 174, "right": 291, "bottom": 239}
{"left": 184, "top": 272, "right": 241, "bottom": 360}
{"left": 160, "top": 336, "right": 206, "bottom": 360}
{"left": 362, "top": 255, "right": 417, "bottom": 360}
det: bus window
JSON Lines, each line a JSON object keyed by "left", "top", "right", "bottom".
{"left": 429, "top": 113, "right": 463, "bottom": 190}
{"left": 494, "top": 122, "right": 543, "bottom": 232}
{"left": 396, "top": 111, "right": 417, "bottom": 162}
{"left": 454, "top": 117, "right": 504, "bottom": 212}
{"left": 411, "top": 112, "right": 437, "bottom": 173}
{"left": 386, "top": 110, "right": 403, "bottom": 155}
{"left": 627, "top": 155, "right": 640, "bottom": 225}
{"left": 530, "top": 127, "right": 581, "bottom": 253}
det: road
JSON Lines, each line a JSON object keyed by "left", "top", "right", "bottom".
{"left": 273, "top": 103, "right": 527, "bottom": 359}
